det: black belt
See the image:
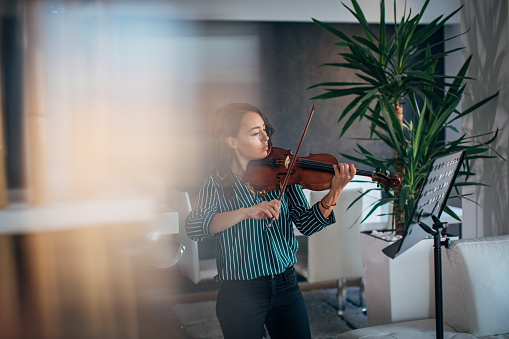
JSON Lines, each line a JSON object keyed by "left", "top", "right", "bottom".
{"left": 221, "top": 265, "right": 295, "bottom": 284}
{"left": 268, "top": 265, "right": 294, "bottom": 280}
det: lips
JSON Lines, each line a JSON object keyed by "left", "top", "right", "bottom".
{"left": 262, "top": 145, "right": 269, "bottom": 151}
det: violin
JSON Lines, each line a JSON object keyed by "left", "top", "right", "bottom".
{"left": 248, "top": 105, "right": 399, "bottom": 228}
{"left": 244, "top": 146, "right": 401, "bottom": 196}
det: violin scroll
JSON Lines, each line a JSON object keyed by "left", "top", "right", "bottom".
{"left": 372, "top": 167, "right": 401, "bottom": 192}
{"left": 371, "top": 171, "right": 401, "bottom": 192}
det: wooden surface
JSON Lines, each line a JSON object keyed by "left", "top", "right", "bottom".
{"left": 0, "top": 222, "right": 189, "bottom": 339}
{"left": 0, "top": 32, "right": 7, "bottom": 209}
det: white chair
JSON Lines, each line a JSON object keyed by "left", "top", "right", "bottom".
{"left": 295, "top": 178, "right": 392, "bottom": 316}
{"left": 168, "top": 189, "right": 217, "bottom": 284}
{"left": 125, "top": 206, "right": 183, "bottom": 269}
{"left": 295, "top": 188, "right": 366, "bottom": 316}
{"left": 143, "top": 210, "right": 183, "bottom": 268}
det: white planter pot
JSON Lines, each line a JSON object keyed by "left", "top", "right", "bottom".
{"left": 360, "top": 231, "right": 437, "bottom": 326}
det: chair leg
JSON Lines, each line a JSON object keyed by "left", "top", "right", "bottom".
{"left": 358, "top": 277, "right": 363, "bottom": 307}
{"left": 360, "top": 277, "right": 367, "bottom": 314}
{"left": 337, "top": 278, "right": 347, "bottom": 317}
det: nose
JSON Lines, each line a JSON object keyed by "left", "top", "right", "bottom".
{"left": 262, "top": 130, "right": 269, "bottom": 141}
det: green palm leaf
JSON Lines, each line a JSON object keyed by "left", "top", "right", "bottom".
{"left": 310, "top": 0, "right": 503, "bottom": 233}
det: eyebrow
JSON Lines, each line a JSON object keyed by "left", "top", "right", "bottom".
{"left": 248, "top": 124, "right": 266, "bottom": 132}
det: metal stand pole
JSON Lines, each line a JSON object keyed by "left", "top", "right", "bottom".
{"left": 419, "top": 215, "right": 450, "bottom": 339}
{"left": 433, "top": 227, "right": 444, "bottom": 339}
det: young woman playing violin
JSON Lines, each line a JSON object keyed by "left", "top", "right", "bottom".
{"left": 185, "top": 103, "right": 356, "bottom": 339}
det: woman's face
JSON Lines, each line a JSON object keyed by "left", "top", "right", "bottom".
{"left": 229, "top": 111, "right": 270, "bottom": 161}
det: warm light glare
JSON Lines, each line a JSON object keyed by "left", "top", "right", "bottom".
{"left": 6, "top": 1, "right": 262, "bottom": 338}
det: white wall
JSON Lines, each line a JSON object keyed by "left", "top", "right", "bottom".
{"left": 144, "top": 0, "right": 460, "bottom": 24}
{"left": 444, "top": 24, "right": 463, "bottom": 143}
{"left": 461, "top": 0, "right": 509, "bottom": 238}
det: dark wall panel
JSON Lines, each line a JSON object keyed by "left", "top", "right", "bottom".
{"left": 180, "top": 20, "right": 395, "bottom": 191}
{"left": 257, "top": 21, "right": 393, "bottom": 166}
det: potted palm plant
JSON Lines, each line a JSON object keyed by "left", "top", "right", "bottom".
{"left": 310, "top": 0, "right": 500, "bottom": 235}
{"left": 309, "top": 0, "right": 502, "bottom": 326}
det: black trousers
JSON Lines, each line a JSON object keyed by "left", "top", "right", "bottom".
{"left": 216, "top": 266, "right": 312, "bottom": 339}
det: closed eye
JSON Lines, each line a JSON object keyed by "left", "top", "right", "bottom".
{"left": 253, "top": 127, "right": 267, "bottom": 134}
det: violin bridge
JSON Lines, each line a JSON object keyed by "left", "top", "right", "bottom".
{"left": 284, "top": 155, "right": 290, "bottom": 169}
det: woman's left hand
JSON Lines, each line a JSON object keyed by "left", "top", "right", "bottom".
{"left": 322, "top": 163, "right": 356, "bottom": 206}
{"left": 330, "top": 163, "right": 356, "bottom": 194}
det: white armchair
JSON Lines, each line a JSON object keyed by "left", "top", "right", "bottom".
{"left": 339, "top": 235, "right": 509, "bottom": 338}
{"left": 295, "top": 177, "right": 391, "bottom": 315}
{"left": 294, "top": 188, "right": 364, "bottom": 315}
{"left": 168, "top": 189, "right": 217, "bottom": 284}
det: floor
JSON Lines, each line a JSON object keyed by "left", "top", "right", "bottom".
{"left": 157, "top": 265, "right": 355, "bottom": 338}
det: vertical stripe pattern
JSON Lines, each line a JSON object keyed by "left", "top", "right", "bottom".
{"left": 185, "top": 175, "right": 335, "bottom": 281}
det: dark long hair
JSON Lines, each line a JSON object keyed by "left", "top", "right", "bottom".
{"left": 211, "top": 103, "right": 275, "bottom": 199}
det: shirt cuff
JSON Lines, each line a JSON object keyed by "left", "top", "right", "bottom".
{"left": 312, "top": 201, "right": 336, "bottom": 225}
{"left": 203, "top": 213, "right": 220, "bottom": 239}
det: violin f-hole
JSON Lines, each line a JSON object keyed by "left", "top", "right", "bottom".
{"left": 276, "top": 170, "right": 296, "bottom": 181}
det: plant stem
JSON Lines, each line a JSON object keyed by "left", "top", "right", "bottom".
{"left": 393, "top": 103, "right": 405, "bottom": 234}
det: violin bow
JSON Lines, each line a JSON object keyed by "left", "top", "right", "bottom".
{"left": 267, "top": 105, "right": 315, "bottom": 227}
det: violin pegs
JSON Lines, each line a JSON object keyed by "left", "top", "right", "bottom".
{"left": 385, "top": 170, "right": 390, "bottom": 176}
{"left": 376, "top": 167, "right": 381, "bottom": 173}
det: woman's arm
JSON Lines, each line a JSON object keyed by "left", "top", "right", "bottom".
{"left": 318, "top": 163, "right": 356, "bottom": 218}
{"left": 287, "top": 163, "right": 355, "bottom": 236}
{"left": 317, "top": 190, "right": 340, "bottom": 219}
{"left": 209, "top": 200, "right": 281, "bottom": 235}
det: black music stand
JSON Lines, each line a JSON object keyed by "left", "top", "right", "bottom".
{"left": 382, "top": 151, "right": 465, "bottom": 339}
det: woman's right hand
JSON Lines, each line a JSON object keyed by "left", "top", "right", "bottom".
{"left": 244, "top": 200, "right": 281, "bottom": 220}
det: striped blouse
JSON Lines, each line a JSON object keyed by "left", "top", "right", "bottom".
{"left": 185, "top": 174, "right": 335, "bottom": 281}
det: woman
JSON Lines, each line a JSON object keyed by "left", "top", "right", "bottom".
{"left": 185, "top": 103, "right": 356, "bottom": 339}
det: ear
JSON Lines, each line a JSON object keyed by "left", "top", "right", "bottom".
{"left": 225, "top": 136, "right": 238, "bottom": 149}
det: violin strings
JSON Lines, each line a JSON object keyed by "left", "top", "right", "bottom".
{"left": 294, "top": 158, "right": 375, "bottom": 177}
{"left": 273, "top": 156, "right": 374, "bottom": 177}
{"left": 275, "top": 158, "right": 332, "bottom": 171}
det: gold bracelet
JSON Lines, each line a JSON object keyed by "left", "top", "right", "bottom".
{"left": 320, "top": 199, "right": 337, "bottom": 210}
